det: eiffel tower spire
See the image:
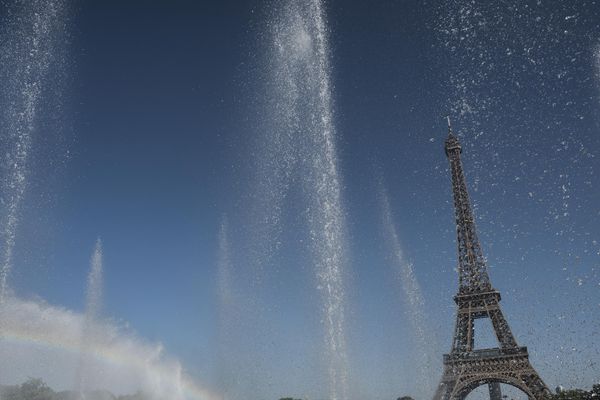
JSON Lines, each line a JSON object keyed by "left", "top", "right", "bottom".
{"left": 444, "top": 118, "right": 491, "bottom": 294}
{"left": 433, "top": 119, "right": 551, "bottom": 400}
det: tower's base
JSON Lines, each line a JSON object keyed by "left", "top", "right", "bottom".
{"left": 433, "top": 347, "right": 550, "bottom": 400}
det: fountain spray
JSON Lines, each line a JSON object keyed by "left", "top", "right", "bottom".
{"left": 0, "top": 0, "right": 67, "bottom": 303}
{"left": 76, "top": 238, "right": 104, "bottom": 398}
{"left": 378, "top": 183, "right": 437, "bottom": 397}
{"left": 261, "top": 1, "right": 350, "bottom": 398}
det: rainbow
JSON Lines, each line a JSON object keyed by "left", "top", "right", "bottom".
{"left": 0, "top": 299, "right": 221, "bottom": 400}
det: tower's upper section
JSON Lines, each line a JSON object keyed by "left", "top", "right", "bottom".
{"left": 444, "top": 116, "right": 462, "bottom": 157}
{"left": 444, "top": 119, "right": 492, "bottom": 294}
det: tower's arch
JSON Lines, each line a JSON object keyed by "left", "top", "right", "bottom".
{"left": 455, "top": 377, "right": 535, "bottom": 399}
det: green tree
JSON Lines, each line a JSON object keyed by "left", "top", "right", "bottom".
{"left": 547, "top": 386, "right": 597, "bottom": 400}
{"left": 117, "top": 391, "right": 149, "bottom": 400}
{"left": 4, "top": 378, "right": 54, "bottom": 400}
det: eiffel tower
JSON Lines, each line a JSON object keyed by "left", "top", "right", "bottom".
{"left": 432, "top": 118, "right": 551, "bottom": 400}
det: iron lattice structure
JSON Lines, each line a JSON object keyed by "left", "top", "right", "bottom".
{"left": 433, "top": 120, "right": 550, "bottom": 400}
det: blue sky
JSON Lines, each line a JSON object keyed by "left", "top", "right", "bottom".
{"left": 1, "top": 1, "right": 600, "bottom": 400}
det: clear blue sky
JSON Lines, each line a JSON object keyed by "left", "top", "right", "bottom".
{"left": 2, "top": 1, "right": 600, "bottom": 399}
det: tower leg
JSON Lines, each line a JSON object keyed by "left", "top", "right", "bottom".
{"left": 488, "top": 382, "right": 502, "bottom": 400}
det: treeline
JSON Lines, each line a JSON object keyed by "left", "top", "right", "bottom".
{"left": 281, "top": 387, "right": 600, "bottom": 400}
{"left": 390, "top": 387, "right": 600, "bottom": 400}
{"left": 0, "top": 378, "right": 152, "bottom": 400}
{"left": 548, "top": 384, "right": 600, "bottom": 400}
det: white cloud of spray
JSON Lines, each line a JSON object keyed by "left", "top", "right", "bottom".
{"left": 0, "top": 296, "right": 217, "bottom": 400}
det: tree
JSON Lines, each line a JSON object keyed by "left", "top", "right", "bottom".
{"left": 3, "top": 378, "right": 54, "bottom": 400}
{"left": 397, "top": 397, "right": 415, "bottom": 400}
{"left": 547, "top": 386, "right": 599, "bottom": 400}
{"left": 117, "top": 391, "right": 149, "bottom": 400}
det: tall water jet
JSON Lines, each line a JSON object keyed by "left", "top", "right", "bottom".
{"left": 77, "top": 239, "right": 104, "bottom": 398}
{"left": 378, "top": 184, "right": 436, "bottom": 397}
{"left": 217, "top": 217, "right": 233, "bottom": 313}
{"left": 0, "top": 0, "right": 68, "bottom": 302}
{"left": 595, "top": 44, "right": 600, "bottom": 100}
{"left": 85, "top": 238, "right": 104, "bottom": 324}
{"left": 257, "top": 1, "right": 350, "bottom": 399}
{"left": 216, "top": 216, "right": 236, "bottom": 398}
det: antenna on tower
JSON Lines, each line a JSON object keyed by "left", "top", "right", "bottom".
{"left": 446, "top": 115, "right": 452, "bottom": 134}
